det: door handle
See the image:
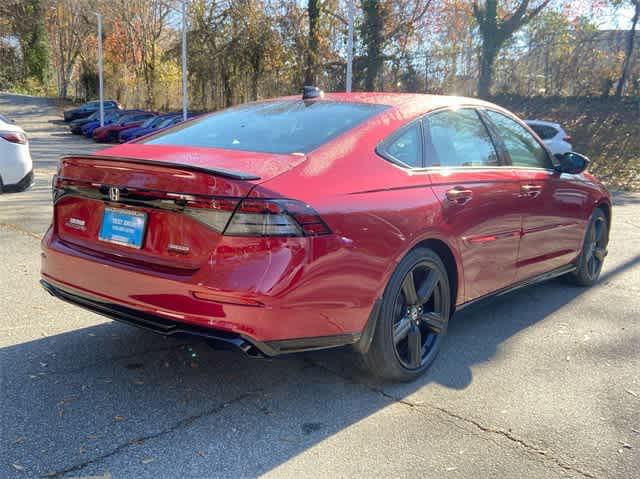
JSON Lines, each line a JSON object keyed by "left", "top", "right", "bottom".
{"left": 445, "top": 187, "right": 473, "bottom": 205}
{"left": 520, "top": 184, "right": 542, "bottom": 198}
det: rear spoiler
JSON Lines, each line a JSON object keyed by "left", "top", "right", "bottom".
{"left": 61, "top": 154, "right": 261, "bottom": 181}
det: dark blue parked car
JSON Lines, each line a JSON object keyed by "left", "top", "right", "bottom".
{"left": 118, "top": 114, "right": 181, "bottom": 142}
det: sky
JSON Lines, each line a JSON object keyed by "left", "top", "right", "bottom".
{"left": 598, "top": 4, "right": 636, "bottom": 29}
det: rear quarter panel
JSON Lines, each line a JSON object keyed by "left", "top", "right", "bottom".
{"left": 255, "top": 107, "right": 465, "bottom": 325}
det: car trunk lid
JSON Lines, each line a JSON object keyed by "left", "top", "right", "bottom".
{"left": 53, "top": 148, "right": 306, "bottom": 272}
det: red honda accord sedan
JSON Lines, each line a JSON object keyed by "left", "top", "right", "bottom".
{"left": 41, "top": 90, "right": 611, "bottom": 381}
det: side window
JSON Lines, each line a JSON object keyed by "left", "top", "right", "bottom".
{"left": 486, "top": 111, "right": 551, "bottom": 169}
{"left": 423, "top": 109, "right": 498, "bottom": 167}
{"left": 381, "top": 122, "right": 423, "bottom": 168}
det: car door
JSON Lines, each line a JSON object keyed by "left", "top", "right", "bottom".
{"left": 483, "top": 109, "right": 587, "bottom": 281}
{"left": 424, "top": 108, "right": 523, "bottom": 301}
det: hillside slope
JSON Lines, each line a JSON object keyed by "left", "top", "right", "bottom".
{"left": 495, "top": 96, "right": 640, "bottom": 191}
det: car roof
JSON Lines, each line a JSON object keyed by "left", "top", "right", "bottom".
{"left": 275, "top": 92, "right": 506, "bottom": 123}
{"left": 322, "top": 92, "right": 491, "bottom": 108}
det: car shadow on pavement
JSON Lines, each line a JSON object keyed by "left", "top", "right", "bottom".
{"left": 1, "top": 253, "right": 638, "bottom": 478}
{"left": 611, "top": 190, "right": 640, "bottom": 206}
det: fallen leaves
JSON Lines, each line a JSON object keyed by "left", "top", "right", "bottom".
{"left": 12, "top": 463, "right": 25, "bottom": 471}
{"left": 141, "top": 457, "right": 155, "bottom": 464}
{"left": 617, "top": 440, "right": 634, "bottom": 453}
{"left": 114, "top": 415, "right": 125, "bottom": 422}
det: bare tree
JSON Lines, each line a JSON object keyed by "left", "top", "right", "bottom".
{"left": 473, "top": 0, "right": 551, "bottom": 98}
{"left": 361, "top": 0, "right": 432, "bottom": 91}
{"left": 46, "top": 0, "right": 92, "bottom": 99}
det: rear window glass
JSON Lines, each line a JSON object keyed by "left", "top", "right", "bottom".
{"left": 527, "top": 124, "right": 558, "bottom": 140}
{"left": 141, "top": 116, "right": 160, "bottom": 128}
{"left": 117, "top": 115, "right": 137, "bottom": 125}
{"left": 143, "top": 100, "right": 388, "bottom": 154}
{"left": 159, "top": 117, "right": 179, "bottom": 127}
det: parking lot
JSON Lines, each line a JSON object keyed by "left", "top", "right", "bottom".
{"left": 1, "top": 92, "right": 639, "bottom": 478}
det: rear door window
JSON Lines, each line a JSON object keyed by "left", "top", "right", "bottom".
{"left": 487, "top": 111, "right": 552, "bottom": 169}
{"left": 143, "top": 100, "right": 388, "bottom": 154}
{"left": 423, "top": 109, "right": 499, "bottom": 167}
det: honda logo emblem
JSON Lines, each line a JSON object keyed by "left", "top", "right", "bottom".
{"left": 108, "top": 187, "right": 120, "bottom": 202}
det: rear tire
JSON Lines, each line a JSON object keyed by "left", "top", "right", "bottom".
{"left": 569, "top": 208, "right": 608, "bottom": 287}
{"left": 360, "top": 247, "right": 451, "bottom": 382}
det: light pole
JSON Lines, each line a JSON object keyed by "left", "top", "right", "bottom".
{"left": 346, "top": 0, "right": 354, "bottom": 92}
{"left": 181, "top": 1, "right": 188, "bottom": 121}
{"left": 95, "top": 12, "right": 104, "bottom": 127}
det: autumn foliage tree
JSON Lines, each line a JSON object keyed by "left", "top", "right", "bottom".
{"left": 1, "top": 0, "right": 637, "bottom": 106}
{"left": 473, "top": 0, "right": 552, "bottom": 97}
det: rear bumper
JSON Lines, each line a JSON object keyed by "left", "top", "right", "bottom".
{"left": 40, "top": 278, "right": 361, "bottom": 356}
{"left": 40, "top": 278, "right": 265, "bottom": 356}
{"left": 40, "top": 225, "right": 371, "bottom": 353}
{"left": 1, "top": 141, "right": 33, "bottom": 188}
{"left": 2, "top": 169, "right": 34, "bottom": 193}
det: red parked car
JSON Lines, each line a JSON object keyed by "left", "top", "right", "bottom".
{"left": 92, "top": 112, "right": 156, "bottom": 143}
{"left": 41, "top": 90, "right": 611, "bottom": 381}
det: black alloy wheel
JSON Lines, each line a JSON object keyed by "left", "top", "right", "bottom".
{"left": 392, "top": 261, "right": 447, "bottom": 369}
{"left": 571, "top": 208, "right": 608, "bottom": 286}
{"left": 361, "top": 247, "right": 451, "bottom": 382}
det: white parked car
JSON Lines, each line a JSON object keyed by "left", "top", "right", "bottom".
{"left": 0, "top": 114, "right": 33, "bottom": 192}
{"left": 525, "top": 120, "right": 573, "bottom": 156}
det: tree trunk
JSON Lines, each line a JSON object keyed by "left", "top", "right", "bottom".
{"left": 304, "top": 0, "right": 321, "bottom": 86}
{"left": 477, "top": 40, "right": 498, "bottom": 98}
{"left": 615, "top": 0, "right": 639, "bottom": 97}
{"left": 362, "top": 0, "right": 385, "bottom": 91}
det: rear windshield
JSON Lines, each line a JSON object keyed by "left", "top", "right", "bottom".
{"left": 141, "top": 116, "right": 160, "bottom": 128}
{"left": 158, "top": 116, "right": 179, "bottom": 127}
{"left": 528, "top": 124, "right": 558, "bottom": 140}
{"left": 143, "top": 100, "right": 388, "bottom": 154}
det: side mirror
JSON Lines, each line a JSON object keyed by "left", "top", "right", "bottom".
{"left": 554, "top": 152, "right": 589, "bottom": 175}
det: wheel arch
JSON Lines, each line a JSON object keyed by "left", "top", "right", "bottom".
{"left": 596, "top": 199, "right": 612, "bottom": 232}
{"left": 355, "top": 235, "right": 462, "bottom": 356}
{"left": 411, "top": 238, "right": 462, "bottom": 314}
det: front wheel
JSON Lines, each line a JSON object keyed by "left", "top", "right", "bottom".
{"left": 569, "top": 208, "right": 608, "bottom": 286}
{"left": 360, "top": 248, "right": 451, "bottom": 382}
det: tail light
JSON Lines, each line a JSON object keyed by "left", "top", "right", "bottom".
{"left": 52, "top": 174, "right": 331, "bottom": 238}
{"left": 184, "top": 197, "right": 330, "bottom": 237}
{"left": 563, "top": 135, "right": 572, "bottom": 143}
{"left": 182, "top": 197, "right": 239, "bottom": 233}
{"left": 0, "top": 131, "right": 27, "bottom": 144}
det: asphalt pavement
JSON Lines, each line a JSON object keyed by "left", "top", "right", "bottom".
{"left": 0, "top": 92, "right": 639, "bottom": 478}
